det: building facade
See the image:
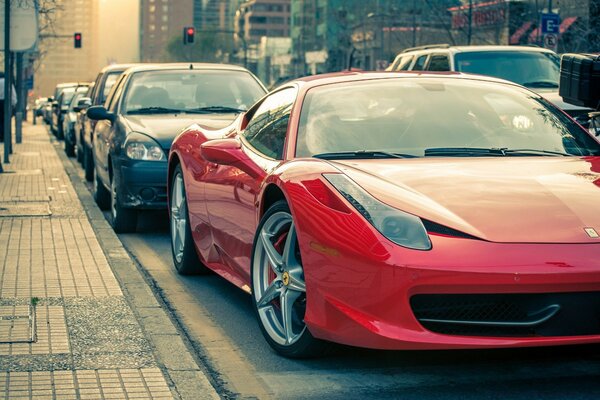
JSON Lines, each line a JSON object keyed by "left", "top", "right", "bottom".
{"left": 34, "top": 0, "right": 100, "bottom": 97}
{"left": 194, "top": 0, "right": 244, "bottom": 31}
{"left": 235, "top": 0, "right": 291, "bottom": 43}
{"left": 140, "top": 0, "right": 194, "bottom": 62}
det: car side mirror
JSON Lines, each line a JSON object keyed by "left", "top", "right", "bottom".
{"left": 74, "top": 97, "right": 92, "bottom": 112}
{"left": 200, "top": 138, "right": 265, "bottom": 179}
{"left": 87, "top": 105, "right": 115, "bottom": 122}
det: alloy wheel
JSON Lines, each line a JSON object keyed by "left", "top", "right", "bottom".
{"left": 253, "top": 211, "right": 307, "bottom": 346}
{"left": 170, "top": 172, "right": 186, "bottom": 264}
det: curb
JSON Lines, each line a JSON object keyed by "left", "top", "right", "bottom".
{"left": 51, "top": 133, "right": 221, "bottom": 400}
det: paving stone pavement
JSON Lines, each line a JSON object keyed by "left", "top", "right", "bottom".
{"left": 0, "top": 122, "right": 218, "bottom": 399}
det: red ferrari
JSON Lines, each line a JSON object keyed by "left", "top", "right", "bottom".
{"left": 168, "top": 72, "right": 600, "bottom": 358}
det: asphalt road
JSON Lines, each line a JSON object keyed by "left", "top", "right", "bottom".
{"left": 99, "top": 208, "right": 600, "bottom": 400}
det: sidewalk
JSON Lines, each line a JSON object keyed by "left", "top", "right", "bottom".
{"left": 0, "top": 120, "right": 218, "bottom": 399}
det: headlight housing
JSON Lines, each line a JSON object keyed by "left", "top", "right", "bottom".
{"left": 124, "top": 132, "right": 166, "bottom": 161}
{"left": 324, "top": 174, "right": 432, "bottom": 250}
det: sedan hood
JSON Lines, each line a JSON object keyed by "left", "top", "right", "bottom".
{"left": 333, "top": 157, "right": 600, "bottom": 244}
{"left": 124, "top": 114, "right": 237, "bottom": 149}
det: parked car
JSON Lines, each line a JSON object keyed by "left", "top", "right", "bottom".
{"left": 52, "top": 83, "right": 90, "bottom": 139}
{"left": 168, "top": 71, "right": 600, "bottom": 358}
{"left": 63, "top": 88, "right": 90, "bottom": 157}
{"left": 87, "top": 63, "right": 267, "bottom": 232}
{"left": 49, "top": 82, "right": 78, "bottom": 135}
{"left": 34, "top": 97, "right": 50, "bottom": 118}
{"left": 387, "top": 45, "right": 592, "bottom": 121}
{"left": 81, "top": 64, "right": 138, "bottom": 181}
{"left": 74, "top": 83, "right": 94, "bottom": 164}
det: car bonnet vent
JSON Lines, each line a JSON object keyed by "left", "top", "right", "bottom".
{"left": 422, "top": 220, "right": 480, "bottom": 240}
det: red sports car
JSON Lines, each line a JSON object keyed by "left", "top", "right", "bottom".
{"left": 168, "top": 72, "right": 600, "bottom": 358}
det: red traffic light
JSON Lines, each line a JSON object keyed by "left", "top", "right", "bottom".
{"left": 183, "top": 26, "right": 195, "bottom": 44}
{"left": 74, "top": 32, "right": 82, "bottom": 48}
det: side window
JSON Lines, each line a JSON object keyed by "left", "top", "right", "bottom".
{"left": 107, "top": 75, "right": 127, "bottom": 112}
{"left": 427, "top": 54, "right": 451, "bottom": 71}
{"left": 412, "top": 55, "right": 428, "bottom": 71}
{"left": 242, "top": 87, "right": 297, "bottom": 160}
{"left": 91, "top": 73, "right": 103, "bottom": 104}
{"left": 396, "top": 55, "right": 414, "bottom": 71}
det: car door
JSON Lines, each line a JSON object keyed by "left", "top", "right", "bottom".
{"left": 204, "top": 87, "right": 298, "bottom": 282}
{"left": 94, "top": 74, "right": 128, "bottom": 185}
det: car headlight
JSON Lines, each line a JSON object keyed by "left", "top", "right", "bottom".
{"left": 324, "top": 174, "right": 432, "bottom": 250}
{"left": 124, "top": 132, "right": 166, "bottom": 161}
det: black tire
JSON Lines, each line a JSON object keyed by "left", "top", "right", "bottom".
{"left": 84, "top": 146, "right": 94, "bottom": 182}
{"left": 110, "top": 172, "right": 138, "bottom": 233}
{"left": 65, "top": 134, "right": 75, "bottom": 157}
{"left": 169, "top": 164, "right": 210, "bottom": 275}
{"left": 93, "top": 166, "right": 110, "bottom": 210}
{"left": 250, "top": 200, "right": 333, "bottom": 358}
{"left": 76, "top": 140, "right": 84, "bottom": 163}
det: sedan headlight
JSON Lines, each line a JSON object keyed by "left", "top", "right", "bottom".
{"left": 324, "top": 174, "right": 431, "bottom": 250}
{"left": 124, "top": 132, "right": 166, "bottom": 161}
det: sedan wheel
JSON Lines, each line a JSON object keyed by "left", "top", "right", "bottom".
{"left": 93, "top": 166, "right": 110, "bottom": 210}
{"left": 110, "top": 176, "right": 137, "bottom": 233}
{"left": 251, "top": 200, "right": 331, "bottom": 358}
{"left": 169, "top": 164, "right": 209, "bottom": 275}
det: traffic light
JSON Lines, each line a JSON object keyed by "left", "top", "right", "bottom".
{"left": 74, "top": 32, "right": 82, "bottom": 48}
{"left": 183, "top": 27, "right": 195, "bottom": 44}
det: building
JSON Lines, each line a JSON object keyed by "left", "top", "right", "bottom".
{"left": 140, "top": 0, "right": 194, "bottom": 62}
{"left": 34, "top": 0, "right": 100, "bottom": 97}
{"left": 194, "top": 0, "right": 244, "bottom": 31}
{"left": 235, "top": 0, "right": 291, "bottom": 43}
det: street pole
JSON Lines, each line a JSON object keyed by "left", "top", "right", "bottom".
{"left": 3, "top": 0, "right": 11, "bottom": 165}
{"left": 412, "top": 0, "right": 417, "bottom": 47}
{"left": 467, "top": 0, "right": 473, "bottom": 45}
{"left": 15, "top": 51, "right": 22, "bottom": 143}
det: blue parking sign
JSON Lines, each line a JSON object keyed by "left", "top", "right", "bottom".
{"left": 541, "top": 13, "right": 560, "bottom": 34}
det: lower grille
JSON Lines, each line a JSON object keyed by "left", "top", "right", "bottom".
{"left": 410, "top": 292, "right": 600, "bottom": 337}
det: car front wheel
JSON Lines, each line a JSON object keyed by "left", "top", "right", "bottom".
{"left": 110, "top": 174, "right": 137, "bottom": 233}
{"left": 251, "top": 200, "right": 331, "bottom": 358}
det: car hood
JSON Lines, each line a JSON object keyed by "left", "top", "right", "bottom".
{"left": 123, "top": 114, "right": 238, "bottom": 149}
{"left": 332, "top": 157, "right": 600, "bottom": 244}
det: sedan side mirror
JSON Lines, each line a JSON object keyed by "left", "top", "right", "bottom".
{"left": 87, "top": 105, "right": 115, "bottom": 122}
{"left": 74, "top": 97, "right": 92, "bottom": 112}
{"left": 200, "top": 138, "right": 265, "bottom": 179}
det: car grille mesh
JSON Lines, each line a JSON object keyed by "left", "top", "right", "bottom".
{"left": 411, "top": 292, "right": 600, "bottom": 337}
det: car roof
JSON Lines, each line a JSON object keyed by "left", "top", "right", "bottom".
{"left": 99, "top": 63, "right": 140, "bottom": 74}
{"left": 122, "top": 63, "right": 252, "bottom": 74}
{"left": 290, "top": 71, "right": 523, "bottom": 91}
{"left": 400, "top": 45, "right": 554, "bottom": 55}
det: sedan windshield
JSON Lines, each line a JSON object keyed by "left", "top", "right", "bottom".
{"left": 122, "top": 69, "right": 266, "bottom": 115}
{"left": 296, "top": 78, "right": 600, "bottom": 158}
{"left": 454, "top": 51, "right": 560, "bottom": 88}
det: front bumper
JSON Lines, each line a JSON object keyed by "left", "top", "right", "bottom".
{"left": 116, "top": 158, "right": 168, "bottom": 209}
{"left": 289, "top": 182, "right": 600, "bottom": 350}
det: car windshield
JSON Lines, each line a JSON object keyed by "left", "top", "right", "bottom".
{"left": 454, "top": 51, "right": 560, "bottom": 88}
{"left": 61, "top": 89, "right": 76, "bottom": 106}
{"left": 122, "top": 69, "right": 266, "bottom": 115}
{"left": 296, "top": 78, "right": 600, "bottom": 158}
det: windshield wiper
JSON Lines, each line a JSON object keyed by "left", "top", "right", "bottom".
{"left": 424, "top": 147, "right": 570, "bottom": 157}
{"left": 502, "top": 148, "right": 570, "bottom": 156}
{"left": 186, "top": 106, "right": 246, "bottom": 114}
{"left": 521, "top": 80, "right": 559, "bottom": 89}
{"left": 424, "top": 147, "right": 508, "bottom": 157}
{"left": 127, "top": 106, "right": 183, "bottom": 114}
{"left": 313, "top": 150, "right": 417, "bottom": 160}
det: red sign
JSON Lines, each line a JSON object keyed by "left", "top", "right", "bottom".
{"left": 450, "top": 1, "right": 507, "bottom": 29}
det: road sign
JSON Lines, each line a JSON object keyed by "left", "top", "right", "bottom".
{"left": 0, "top": 0, "right": 38, "bottom": 51}
{"left": 541, "top": 13, "right": 560, "bottom": 35}
{"left": 543, "top": 33, "right": 558, "bottom": 52}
